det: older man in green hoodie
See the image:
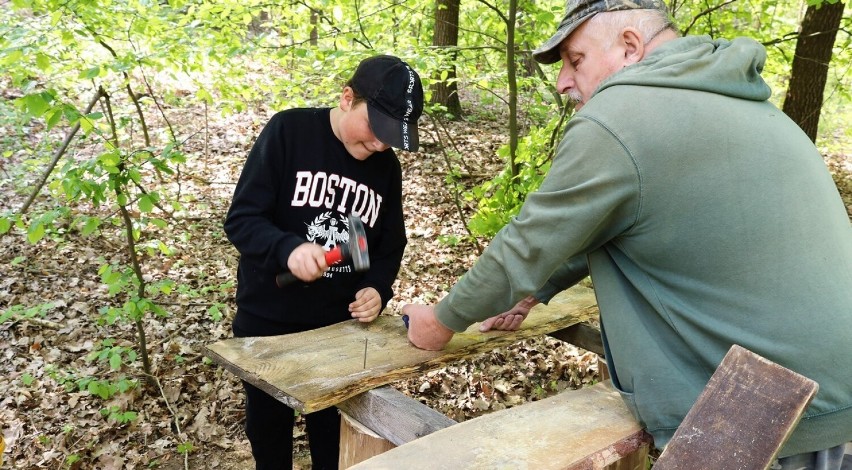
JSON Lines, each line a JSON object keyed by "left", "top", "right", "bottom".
{"left": 403, "top": 0, "right": 852, "bottom": 467}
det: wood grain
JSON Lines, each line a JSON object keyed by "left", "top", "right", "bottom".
{"left": 348, "top": 381, "right": 651, "bottom": 470}
{"left": 204, "top": 285, "right": 598, "bottom": 413}
{"left": 339, "top": 412, "right": 396, "bottom": 468}
{"left": 337, "top": 386, "right": 456, "bottom": 446}
{"left": 653, "top": 344, "right": 819, "bottom": 470}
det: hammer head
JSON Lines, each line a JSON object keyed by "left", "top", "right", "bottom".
{"left": 346, "top": 213, "right": 370, "bottom": 272}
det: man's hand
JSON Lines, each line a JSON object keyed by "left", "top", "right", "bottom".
{"left": 401, "top": 304, "right": 454, "bottom": 351}
{"left": 350, "top": 287, "right": 381, "bottom": 323}
{"left": 478, "top": 295, "right": 538, "bottom": 332}
{"left": 287, "top": 242, "right": 328, "bottom": 282}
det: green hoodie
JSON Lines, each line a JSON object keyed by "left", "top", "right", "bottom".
{"left": 434, "top": 36, "right": 852, "bottom": 455}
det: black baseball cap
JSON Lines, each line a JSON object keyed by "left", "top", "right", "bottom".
{"left": 350, "top": 55, "right": 424, "bottom": 152}
{"left": 533, "top": 0, "right": 667, "bottom": 64}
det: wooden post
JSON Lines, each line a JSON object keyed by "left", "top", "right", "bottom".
{"left": 598, "top": 356, "right": 610, "bottom": 381}
{"left": 339, "top": 411, "right": 396, "bottom": 468}
{"left": 337, "top": 386, "right": 457, "bottom": 467}
{"left": 605, "top": 444, "right": 649, "bottom": 470}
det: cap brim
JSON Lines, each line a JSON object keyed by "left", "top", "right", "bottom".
{"left": 532, "top": 13, "right": 595, "bottom": 64}
{"left": 368, "top": 104, "right": 419, "bottom": 152}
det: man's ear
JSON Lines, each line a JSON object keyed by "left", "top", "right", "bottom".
{"left": 339, "top": 86, "right": 355, "bottom": 111}
{"left": 621, "top": 27, "right": 645, "bottom": 66}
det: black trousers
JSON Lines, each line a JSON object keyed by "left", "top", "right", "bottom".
{"left": 234, "top": 319, "right": 341, "bottom": 470}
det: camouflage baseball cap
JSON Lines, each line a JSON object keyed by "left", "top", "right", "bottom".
{"left": 532, "top": 0, "right": 667, "bottom": 64}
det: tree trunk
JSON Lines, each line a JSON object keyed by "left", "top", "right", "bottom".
{"left": 782, "top": 1, "right": 845, "bottom": 142}
{"left": 339, "top": 412, "right": 395, "bottom": 468}
{"left": 310, "top": 9, "right": 318, "bottom": 46}
{"left": 506, "top": 0, "right": 519, "bottom": 177}
{"left": 431, "top": 0, "right": 463, "bottom": 118}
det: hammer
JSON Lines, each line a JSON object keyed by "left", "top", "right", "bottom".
{"left": 275, "top": 213, "right": 370, "bottom": 287}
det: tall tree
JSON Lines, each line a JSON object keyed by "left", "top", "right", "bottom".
{"left": 782, "top": 1, "right": 846, "bottom": 142}
{"left": 432, "top": 0, "right": 464, "bottom": 118}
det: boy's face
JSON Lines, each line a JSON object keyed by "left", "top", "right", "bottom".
{"left": 337, "top": 88, "right": 391, "bottom": 160}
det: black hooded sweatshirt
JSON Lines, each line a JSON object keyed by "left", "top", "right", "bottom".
{"left": 224, "top": 108, "right": 407, "bottom": 333}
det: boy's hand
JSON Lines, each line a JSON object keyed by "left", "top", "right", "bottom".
{"left": 287, "top": 242, "right": 328, "bottom": 281}
{"left": 350, "top": 287, "right": 382, "bottom": 322}
{"left": 401, "top": 304, "right": 454, "bottom": 351}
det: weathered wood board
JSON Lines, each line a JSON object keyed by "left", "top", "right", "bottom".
{"left": 204, "top": 285, "right": 598, "bottom": 413}
{"left": 336, "top": 386, "right": 457, "bottom": 446}
{"left": 349, "top": 380, "right": 651, "bottom": 470}
{"left": 653, "top": 344, "right": 819, "bottom": 470}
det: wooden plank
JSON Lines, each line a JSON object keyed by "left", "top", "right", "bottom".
{"left": 349, "top": 381, "right": 651, "bottom": 470}
{"left": 549, "top": 321, "right": 604, "bottom": 356}
{"left": 204, "top": 285, "right": 598, "bottom": 413}
{"left": 654, "top": 344, "right": 819, "bottom": 470}
{"left": 337, "top": 386, "right": 456, "bottom": 446}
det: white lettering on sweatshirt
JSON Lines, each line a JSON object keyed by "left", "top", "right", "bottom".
{"left": 290, "top": 171, "right": 382, "bottom": 226}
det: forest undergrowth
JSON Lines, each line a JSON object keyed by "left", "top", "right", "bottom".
{"left": 1, "top": 92, "right": 849, "bottom": 469}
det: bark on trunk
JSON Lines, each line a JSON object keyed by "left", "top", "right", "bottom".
{"left": 782, "top": 2, "right": 845, "bottom": 142}
{"left": 431, "top": 0, "right": 463, "bottom": 118}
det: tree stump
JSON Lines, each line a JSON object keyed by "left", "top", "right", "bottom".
{"left": 339, "top": 411, "right": 395, "bottom": 468}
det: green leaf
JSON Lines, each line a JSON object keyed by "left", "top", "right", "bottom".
{"left": 46, "top": 108, "right": 63, "bottom": 129}
{"left": 20, "top": 93, "right": 50, "bottom": 117}
{"left": 196, "top": 88, "right": 212, "bottom": 103}
{"left": 27, "top": 222, "right": 45, "bottom": 244}
{"left": 0, "top": 217, "right": 10, "bottom": 234}
{"left": 82, "top": 217, "right": 100, "bottom": 235}
{"left": 157, "top": 240, "right": 172, "bottom": 255}
{"left": 177, "top": 441, "right": 195, "bottom": 454}
{"left": 138, "top": 195, "right": 154, "bottom": 213}
{"left": 35, "top": 52, "right": 51, "bottom": 71}
{"left": 98, "top": 150, "right": 121, "bottom": 168}
{"left": 208, "top": 304, "right": 222, "bottom": 321}
{"left": 0, "top": 49, "right": 23, "bottom": 67}
{"left": 79, "top": 117, "right": 94, "bottom": 134}
{"left": 129, "top": 168, "right": 142, "bottom": 184}
{"left": 80, "top": 66, "right": 101, "bottom": 79}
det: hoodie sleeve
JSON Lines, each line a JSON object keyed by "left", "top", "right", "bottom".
{"left": 534, "top": 253, "right": 590, "bottom": 304}
{"left": 434, "top": 116, "right": 641, "bottom": 331}
{"left": 224, "top": 113, "right": 305, "bottom": 271}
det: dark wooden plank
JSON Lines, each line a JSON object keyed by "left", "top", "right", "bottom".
{"left": 548, "top": 321, "right": 604, "bottom": 356}
{"left": 337, "top": 386, "right": 456, "bottom": 446}
{"left": 653, "top": 344, "right": 819, "bottom": 470}
{"left": 349, "top": 381, "right": 650, "bottom": 470}
{"left": 204, "top": 285, "right": 599, "bottom": 413}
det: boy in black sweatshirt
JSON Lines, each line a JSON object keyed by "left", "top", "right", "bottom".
{"left": 224, "top": 55, "right": 424, "bottom": 469}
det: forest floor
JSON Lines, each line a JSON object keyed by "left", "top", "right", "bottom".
{"left": 0, "top": 93, "right": 850, "bottom": 469}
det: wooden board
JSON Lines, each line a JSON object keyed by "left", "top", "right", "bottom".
{"left": 653, "top": 344, "right": 819, "bottom": 470}
{"left": 337, "top": 386, "right": 457, "bottom": 446}
{"left": 349, "top": 381, "right": 651, "bottom": 470}
{"left": 204, "top": 285, "right": 598, "bottom": 413}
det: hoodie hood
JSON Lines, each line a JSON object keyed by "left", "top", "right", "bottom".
{"left": 597, "top": 35, "right": 772, "bottom": 102}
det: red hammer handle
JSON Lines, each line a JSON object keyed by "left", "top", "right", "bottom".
{"left": 325, "top": 244, "right": 349, "bottom": 266}
{"left": 276, "top": 245, "right": 350, "bottom": 287}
